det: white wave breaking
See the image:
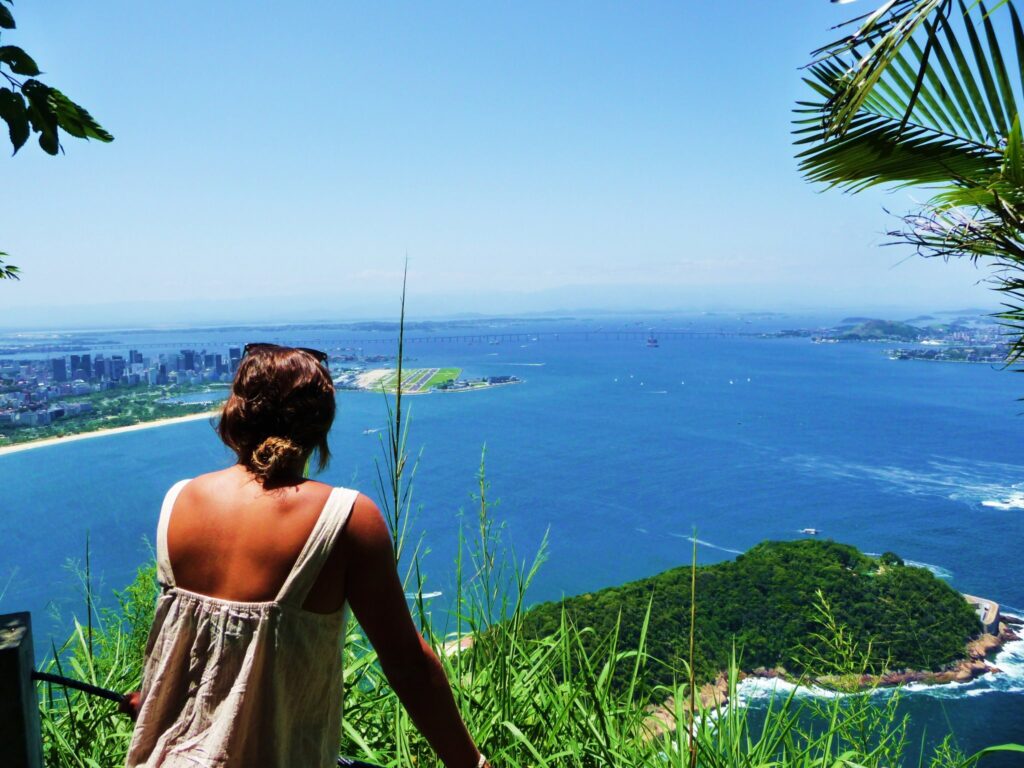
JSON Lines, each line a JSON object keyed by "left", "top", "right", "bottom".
{"left": 737, "top": 616, "right": 1024, "bottom": 706}
{"left": 785, "top": 454, "right": 1024, "bottom": 511}
{"left": 865, "top": 552, "right": 953, "bottom": 579}
{"left": 903, "top": 559, "right": 954, "bottom": 580}
{"left": 981, "top": 491, "right": 1024, "bottom": 510}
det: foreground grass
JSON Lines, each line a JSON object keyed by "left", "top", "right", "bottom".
{"left": 37, "top": 507, "right": 1023, "bottom": 768}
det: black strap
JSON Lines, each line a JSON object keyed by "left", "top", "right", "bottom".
{"left": 32, "top": 671, "right": 127, "bottom": 703}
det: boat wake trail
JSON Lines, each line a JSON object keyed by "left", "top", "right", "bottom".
{"left": 785, "top": 455, "right": 1024, "bottom": 511}
{"left": 668, "top": 534, "right": 744, "bottom": 555}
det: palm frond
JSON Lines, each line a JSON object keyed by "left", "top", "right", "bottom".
{"left": 795, "top": 52, "right": 1002, "bottom": 190}
{"left": 803, "top": 0, "right": 1021, "bottom": 167}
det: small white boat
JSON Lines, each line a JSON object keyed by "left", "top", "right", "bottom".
{"left": 799, "top": 527, "right": 820, "bottom": 535}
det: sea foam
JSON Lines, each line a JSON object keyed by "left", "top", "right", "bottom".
{"left": 736, "top": 614, "right": 1024, "bottom": 705}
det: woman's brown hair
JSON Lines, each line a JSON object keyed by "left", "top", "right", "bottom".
{"left": 217, "top": 345, "right": 335, "bottom": 483}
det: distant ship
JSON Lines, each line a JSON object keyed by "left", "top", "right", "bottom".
{"left": 799, "top": 528, "right": 820, "bottom": 535}
{"left": 646, "top": 334, "right": 659, "bottom": 348}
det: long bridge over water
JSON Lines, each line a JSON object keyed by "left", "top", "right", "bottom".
{"left": 329, "top": 329, "right": 763, "bottom": 346}
{"left": 6, "top": 329, "right": 767, "bottom": 359}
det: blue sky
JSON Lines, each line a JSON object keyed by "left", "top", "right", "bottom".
{"left": 0, "top": 2, "right": 998, "bottom": 326}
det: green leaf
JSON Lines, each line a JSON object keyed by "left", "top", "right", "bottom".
{"left": 973, "top": 745, "right": 1024, "bottom": 759}
{"left": 22, "top": 79, "right": 59, "bottom": 154}
{"left": 1004, "top": 115, "right": 1024, "bottom": 185}
{"left": 979, "top": 0, "right": 1019, "bottom": 134}
{"left": 938, "top": 11, "right": 999, "bottom": 141}
{"left": 47, "top": 88, "right": 113, "bottom": 142}
{"left": 0, "top": 251, "right": 20, "bottom": 281}
{"left": 0, "top": 86, "right": 28, "bottom": 151}
{"left": 960, "top": 0, "right": 1010, "bottom": 137}
{"left": 0, "top": 4, "right": 14, "bottom": 30}
{"left": 0, "top": 45, "right": 39, "bottom": 76}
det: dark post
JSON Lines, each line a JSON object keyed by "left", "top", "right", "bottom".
{"left": 0, "top": 612, "right": 42, "bottom": 768}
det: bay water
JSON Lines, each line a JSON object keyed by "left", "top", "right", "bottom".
{"left": 2, "top": 316, "right": 1022, "bottom": 759}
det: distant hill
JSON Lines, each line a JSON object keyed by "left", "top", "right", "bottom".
{"left": 833, "top": 319, "right": 923, "bottom": 341}
{"left": 935, "top": 308, "right": 995, "bottom": 316}
{"left": 522, "top": 540, "right": 979, "bottom": 691}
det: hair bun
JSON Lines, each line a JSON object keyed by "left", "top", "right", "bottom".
{"left": 249, "top": 436, "right": 304, "bottom": 482}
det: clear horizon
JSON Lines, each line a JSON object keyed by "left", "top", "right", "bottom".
{"left": 0, "top": 299, "right": 1003, "bottom": 334}
{"left": 0, "top": 2, "right": 1002, "bottom": 327}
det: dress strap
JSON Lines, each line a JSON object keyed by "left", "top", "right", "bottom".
{"left": 275, "top": 487, "right": 360, "bottom": 606}
{"left": 156, "top": 479, "right": 191, "bottom": 588}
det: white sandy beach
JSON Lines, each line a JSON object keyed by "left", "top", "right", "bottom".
{"left": 0, "top": 411, "right": 219, "bottom": 457}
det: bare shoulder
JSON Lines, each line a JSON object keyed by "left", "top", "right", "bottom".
{"left": 174, "top": 469, "right": 233, "bottom": 500}
{"left": 344, "top": 493, "right": 391, "bottom": 548}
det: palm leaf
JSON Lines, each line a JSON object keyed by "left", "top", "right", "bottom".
{"left": 798, "top": 0, "right": 1021, "bottom": 191}
{"left": 960, "top": 0, "right": 1013, "bottom": 136}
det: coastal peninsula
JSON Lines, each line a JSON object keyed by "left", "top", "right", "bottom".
{"left": 0, "top": 384, "right": 227, "bottom": 452}
{"left": 521, "top": 540, "right": 1018, "bottom": 703}
{"left": 763, "top": 313, "right": 1010, "bottom": 364}
{"left": 0, "top": 410, "right": 218, "bottom": 456}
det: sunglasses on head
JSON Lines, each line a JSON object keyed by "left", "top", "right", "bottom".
{"left": 242, "top": 343, "right": 329, "bottom": 366}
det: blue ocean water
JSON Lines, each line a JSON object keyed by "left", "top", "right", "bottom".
{"left": 2, "top": 317, "right": 1022, "bottom": 760}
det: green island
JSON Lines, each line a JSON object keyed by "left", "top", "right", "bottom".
{"left": 0, "top": 383, "right": 228, "bottom": 449}
{"left": 521, "top": 540, "right": 1008, "bottom": 695}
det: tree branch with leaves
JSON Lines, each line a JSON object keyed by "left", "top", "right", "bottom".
{"left": 797, "top": 0, "right": 1024, "bottom": 358}
{"left": 0, "top": 0, "right": 113, "bottom": 280}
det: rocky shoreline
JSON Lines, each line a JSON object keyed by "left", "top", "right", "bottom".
{"left": 799, "top": 614, "right": 1022, "bottom": 691}
{"left": 643, "top": 613, "right": 1022, "bottom": 737}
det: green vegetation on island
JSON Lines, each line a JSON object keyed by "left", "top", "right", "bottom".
{"left": 831, "top": 319, "right": 924, "bottom": 341}
{"left": 521, "top": 539, "right": 981, "bottom": 692}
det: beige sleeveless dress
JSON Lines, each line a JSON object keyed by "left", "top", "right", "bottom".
{"left": 125, "top": 480, "right": 359, "bottom": 768}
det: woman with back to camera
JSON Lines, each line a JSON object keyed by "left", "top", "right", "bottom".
{"left": 123, "top": 343, "right": 490, "bottom": 768}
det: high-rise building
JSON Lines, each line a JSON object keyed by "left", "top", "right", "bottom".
{"left": 81, "top": 354, "right": 92, "bottom": 381}
{"left": 181, "top": 350, "right": 196, "bottom": 372}
{"left": 111, "top": 355, "right": 126, "bottom": 381}
{"left": 129, "top": 349, "right": 143, "bottom": 364}
{"left": 93, "top": 356, "right": 105, "bottom": 381}
{"left": 203, "top": 353, "right": 216, "bottom": 371}
{"left": 229, "top": 347, "right": 241, "bottom": 373}
{"left": 51, "top": 358, "right": 68, "bottom": 383}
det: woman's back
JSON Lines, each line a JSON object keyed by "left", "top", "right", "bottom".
{"left": 125, "top": 475, "right": 359, "bottom": 768}
{"left": 166, "top": 468, "right": 346, "bottom": 613}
